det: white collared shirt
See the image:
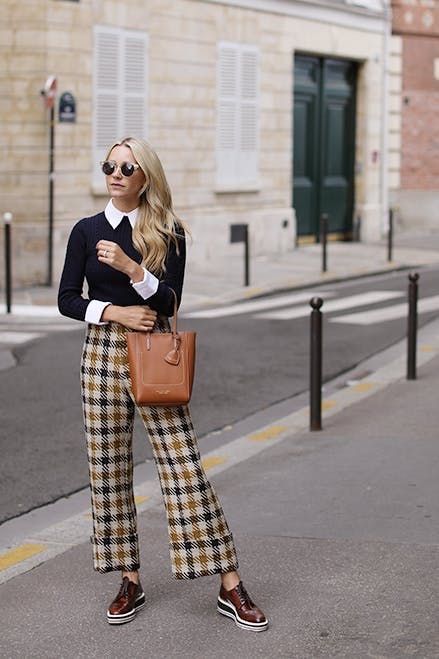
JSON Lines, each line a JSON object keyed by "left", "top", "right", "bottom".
{"left": 84, "top": 200, "right": 159, "bottom": 325}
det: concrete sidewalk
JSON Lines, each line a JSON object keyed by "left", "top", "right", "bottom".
{"left": 1, "top": 316, "right": 439, "bottom": 657}
{"left": 2, "top": 233, "right": 439, "bottom": 316}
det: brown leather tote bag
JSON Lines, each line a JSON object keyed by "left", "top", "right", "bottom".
{"left": 126, "top": 290, "right": 196, "bottom": 406}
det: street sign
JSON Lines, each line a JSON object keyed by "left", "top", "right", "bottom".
{"left": 42, "top": 75, "right": 57, "bottom": 109}
{"left": 58, "top": 92, "right": 76, "bottom": 123}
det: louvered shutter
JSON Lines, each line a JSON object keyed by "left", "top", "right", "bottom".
{"left": 122, "top": 31, "right": 148, "bottom": 139}
{"left": 217, "top": 43, "right": 239, "bottom": 186}
{"left": 93, "top": 27, "right": 121, "bottom": 187}
{"left": 239, "top": 47, "right": 259, "bottom": 184}
{"left": 93, "top": 27, "right": 148, "bottom": 189}
{"left": 216, "top": 42, "right": 259, "bottom": 188}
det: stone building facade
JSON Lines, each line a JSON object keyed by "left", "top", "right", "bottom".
{"left": 391, "top": 0, "right": 439, "bottom": 229}
{"left": 1, "top": 0, "right": 390, "bottom": 287}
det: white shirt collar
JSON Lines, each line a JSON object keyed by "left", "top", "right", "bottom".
{"left": 104, "top": 200, "right": 138, "bottom": 229}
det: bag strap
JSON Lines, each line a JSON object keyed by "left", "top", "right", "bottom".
{"left": 169, "top": 288, "right": 178, "bottom": 337}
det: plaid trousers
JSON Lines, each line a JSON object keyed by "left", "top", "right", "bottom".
{"left": 80, "top": 321, "right": 238, "bottom": 579}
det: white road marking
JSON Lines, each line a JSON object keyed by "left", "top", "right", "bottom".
{"left": 182, "top": 291, "right": 335, "bottom": 319}
{"left": 0, "top": 332, "right": 43, "bottom": 344}
{"left": 331, "top": 294, "right": 439, "bottom": 325}
{"left": 5, "top": 305, "right": 61, "bottom": 317}
{"left": 255, "top": 291, "right": 403, "bottom": 320}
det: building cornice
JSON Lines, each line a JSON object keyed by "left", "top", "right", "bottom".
{"left": 200, "top": 0, "right": 389, "bottom": 33}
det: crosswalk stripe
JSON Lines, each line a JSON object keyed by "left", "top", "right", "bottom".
{"left": 331, "top": 294, "right": 439, "bottom": 325}
{"left": 182, "top": 290, "right": 335, "bottom": 319}
{"left": 255, "top": 291, "right": 403, "bottom": 320}
{"left": 0, "top": 332, "right": 43, "bottom": 344}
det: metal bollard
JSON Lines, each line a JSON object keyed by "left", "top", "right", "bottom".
{"left": 310, "top": 297, "right": 324, "bottom": 431}
{"left": 407, "top": 272, "right": 419, "bottom": 380}
{"left": 3, "top": 212, "right": 12, "bottom": 314}
{"left": 387, "top": 208, "right": 394, "bottom": 263}
{"left": 230, "top": 223, "right": 250, "bottom": 287}
{"left": 320, "top": 213, "right": 328, "bottom": 273}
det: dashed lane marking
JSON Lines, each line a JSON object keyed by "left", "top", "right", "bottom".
{"left": 248, "top": 425, "right": 288, "bottom": 441}
{"left": 201, "top": 455, "right": 227, "bottom": 471}
{"left": 351, "top": 382, "right": 376, "bottom": 393}
{"left": 0, "top": 543, "right": 47, "bottom": 571}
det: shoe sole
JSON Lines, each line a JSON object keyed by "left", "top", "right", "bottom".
{"left": 217, "top": 596, "right": 269, "bottom": 632}
{"left": 107, "top": 592, "right": 146, "bottom": 625}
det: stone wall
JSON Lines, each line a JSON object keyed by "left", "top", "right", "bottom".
{"left": 1, "top": 0, "right": 388, "bottom": 286}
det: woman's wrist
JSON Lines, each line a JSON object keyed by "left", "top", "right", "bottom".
{"left": 101, "top": 304, "right": 120, "bottom": 322}
{"left": 125, "top": 261, "right": 144, "bottom": 283}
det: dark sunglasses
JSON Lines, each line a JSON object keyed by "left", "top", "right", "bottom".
{"left": 101, "top": 160, "right": 141, "bottom": 177}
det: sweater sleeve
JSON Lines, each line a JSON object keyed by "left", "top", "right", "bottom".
{"left": 58, "top": 221, "right": 91, "bottom": 321}
{"left": 145, "top": 229, "right": 186, "bottom": 317}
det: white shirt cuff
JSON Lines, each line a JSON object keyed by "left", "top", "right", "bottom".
{"left": 85, "top": 300, "right": 112, "bottom": 325}
{"left": 131, "top": 267, "right": 159, "bottom": 300}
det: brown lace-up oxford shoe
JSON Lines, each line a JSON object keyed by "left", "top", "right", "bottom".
{"left": 106, "top": 577, "right": 145, "bottom": 625}
{"left": 217, "top": 581, "right": 268, "bottom": 632}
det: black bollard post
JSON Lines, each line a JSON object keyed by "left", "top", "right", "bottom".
{"left": 407, "top": 272, "right": 419, "bottom": 380}
{"left": 388, "top": 208, "right": 394, "bottom": 263}
{"left": 3, "top": 212, "right": 12, "bottom": 314}
{"left": 310, "top": 297, "right": 324, "bottom": 431}
{"left": 244, "top": 223, "right": 250, "bottom": 287}
{"left": 320, "top": 213, "right": 328, "bottom": 273}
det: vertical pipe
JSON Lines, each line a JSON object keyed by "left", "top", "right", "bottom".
{"left": 320, "top": 213, "right": 328, "bottom": 273}
{"left": 47, "top": 104, "right": 55, "bottom": 287}
{"left": 3, "top": 213, "right": 12, "bottom": 314}
{"left": 244, "top": 224, "right": 250, "bottom": 287}
{"left": 310, "top": 297, "right": 324, "bottom": 431}
{"left": 387, "top": 208, "right": 393, "bottom": 263}
{"left": 407, "top": 272, "right": 419, "bottom": 380}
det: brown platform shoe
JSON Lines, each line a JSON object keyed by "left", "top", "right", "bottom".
{"left": 106, "top": 577, "right": 145, "bottom": 625}
{"left": 217, "top": 581, "right": 268, "bottom": 632}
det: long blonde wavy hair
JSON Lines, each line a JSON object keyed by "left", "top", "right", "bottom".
{"left": 105, "top": 137, "right": 185, "bottom": 274}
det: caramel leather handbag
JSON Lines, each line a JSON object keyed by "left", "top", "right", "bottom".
{"left": 126, "top": 290, "right": 196, "bottom": 406}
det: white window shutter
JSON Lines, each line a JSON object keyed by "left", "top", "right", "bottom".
{"left": 93, "top": 27, "right": 120, "bottom": 187}
{"left": 93, "top": 27, "right": 148, "bottom": 189}
{"left": 239, "top": 47, "right": 259, "bottom": 184}
{"left": 217, "top": 43, "right": 239, "bottom": 186}
{"left": 122, "top": 31, "right": 148, "bottom": 139}
{"left": 216, "top": 42, "right": 259, "bottom": 188}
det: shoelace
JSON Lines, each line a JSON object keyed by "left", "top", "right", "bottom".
{"left": 119, "top": 577, "right": 132, "bottom": 598}
{"left": 235, "top": 582, "right": 254, "bottom": 609}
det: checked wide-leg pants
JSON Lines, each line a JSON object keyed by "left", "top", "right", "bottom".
{"left": 80, "top": 321, "right": 238, "bottom": 579}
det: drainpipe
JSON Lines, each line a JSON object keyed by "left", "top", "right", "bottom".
{"left": 380, "top": 0, "right": 392, "bottom": 237}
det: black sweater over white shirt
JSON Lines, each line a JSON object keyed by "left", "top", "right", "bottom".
{"left": 58, "top": 202, "right": 185, "bottom": 323}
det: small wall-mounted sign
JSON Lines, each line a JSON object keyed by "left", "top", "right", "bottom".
{"left": 58, "top": 91, "right": 76, "bottom": 123}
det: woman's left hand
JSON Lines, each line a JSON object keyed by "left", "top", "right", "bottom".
{"left": 96, "top": 240, "right": 143, "bottom": 281}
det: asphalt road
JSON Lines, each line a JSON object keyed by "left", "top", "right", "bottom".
{"left": 1, "top": 266, "right": 439, "bottom": 523}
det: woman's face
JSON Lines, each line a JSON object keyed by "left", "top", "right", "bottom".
{"left": 104, "top": 144, "right": 146, "bottom": 210}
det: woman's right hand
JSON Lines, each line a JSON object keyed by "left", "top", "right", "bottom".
{"left": 101, "top": 304, "right": 158, "bottom": 331}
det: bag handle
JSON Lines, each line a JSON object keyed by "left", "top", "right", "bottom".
{"left": 169, "top": 288, "right": 179, "bottom": 338}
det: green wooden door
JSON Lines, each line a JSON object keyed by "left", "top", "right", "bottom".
{"left": 293, "top": 55, "right": 356, "bottom": 239}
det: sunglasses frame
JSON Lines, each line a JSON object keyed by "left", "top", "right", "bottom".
{"left": 100, "top": 160, "right": 141, "bottom": 177}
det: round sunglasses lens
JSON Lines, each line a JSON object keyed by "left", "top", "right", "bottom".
{"left": 121, "top": 162, "right": 135, "bottom": 177}
{"left": 102, "top": 161, "right": 115, "bottom": 175}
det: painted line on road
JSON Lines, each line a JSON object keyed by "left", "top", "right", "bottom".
{"left": 248, "top": 424, "right": 288, "bottom": 441}
{"left": 2, "top": 328, "right": 439, "bottom": 584}
{"left": 0, "top": 543, "right": 47, "bottom": 571}
{"left": 183, "top": 291, "right": 335, "bottom": 319}
{"left": 331, "top": 294, "right": 439, "bottom": 325}
{"left": 255, "top": 291, "right": 402, "bottom": 321}
{"left": 0, "top": 332, "right": 43, "bottom": 344}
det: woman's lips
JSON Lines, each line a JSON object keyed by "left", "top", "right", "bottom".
{"left": 110, "top": 183, "right": 124, "bottom": 189}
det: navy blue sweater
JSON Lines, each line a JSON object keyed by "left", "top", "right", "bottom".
{"left": 58, "top": 212, "right": 185, "bottom": 321}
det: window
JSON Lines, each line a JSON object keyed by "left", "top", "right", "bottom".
{"left": 93, "top": 26, "right": 148, "bottom": 189}
{"left": 216, "top": 42, "right": 259, "bottom": 190}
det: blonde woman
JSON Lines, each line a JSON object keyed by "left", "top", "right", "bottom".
{"left": 58, "top": 137, "right": 268, "bottom": 631}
